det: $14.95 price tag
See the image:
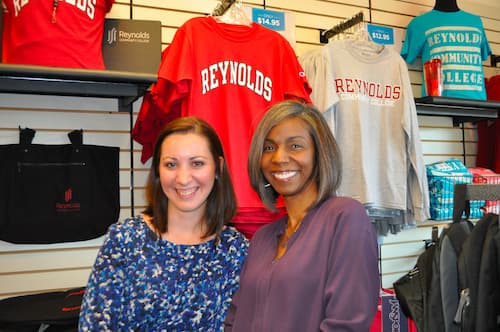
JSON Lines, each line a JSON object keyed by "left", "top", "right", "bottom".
{"left": 252, "top": 8, "right": 285, "bottom": 31}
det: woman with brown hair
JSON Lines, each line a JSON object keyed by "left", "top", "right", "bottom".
{"left": 80, "top": 116, "right": 248, "bottom": 331}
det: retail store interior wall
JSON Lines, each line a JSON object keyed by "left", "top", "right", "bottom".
{"left": 1, "top": 0, "right": 499, "bottom": 298}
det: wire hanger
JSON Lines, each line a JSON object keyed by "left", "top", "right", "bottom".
{"left": 212, "top": 0, "right": 252, "bottom": 26}
{"left": 352, "top": 20, "right": 371, "bottom": 42}
{"left": 320, "top": 11, "right": 364, "bottom": 43}
{"left": 212, "top": 0, "right": 235, "bottom": 16}
{"left": 350, "top": 20, "right": 384, "bottom": 55}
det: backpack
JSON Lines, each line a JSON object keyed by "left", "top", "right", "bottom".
{"left": 427, "top": 215, "right": 473, "bottom": 332}
{"left": 0, "top": 287, "right": 85, "bottom": 332}
{"left": 454, "top": 213, "right": 500, "bottom": 332}
{"left": 394, "top": 183, "right": 499, "bottom": 332}
{"left": 393, "top": 240, "right": 436, "bottom": 332}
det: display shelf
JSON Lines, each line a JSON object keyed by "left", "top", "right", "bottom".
{"left": 457, "top": 183, "right": 500, "bottom": 201}
{"left": 453, "top": 183, "right": 500, "bottom": 222}
{"left": 0, "top": 63, "right": 156, "bottom": 112}
{"left": 415, "top": 96, "right": 499, "bottom": 126}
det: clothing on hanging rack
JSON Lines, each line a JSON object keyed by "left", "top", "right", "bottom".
{"left": 298, "top": 36, "right": 430, "bottom": 237}
{"left": 132, "top": 15, "right": 312, "bottom": 239}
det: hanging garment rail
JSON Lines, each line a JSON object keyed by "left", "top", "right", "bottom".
{"left": 212, "top": 0, "right": 236, "bottom": 16}
{"left": 320, "top": 11, "right": 364, "bottom": 43}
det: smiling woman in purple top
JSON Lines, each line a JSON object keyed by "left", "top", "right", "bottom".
{"left": 224, "top": 100, "right": 380, "bottom": 331}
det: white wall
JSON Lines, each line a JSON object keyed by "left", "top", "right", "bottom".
{"left": 1, "top": 0, "right": 499, "bottom": 299}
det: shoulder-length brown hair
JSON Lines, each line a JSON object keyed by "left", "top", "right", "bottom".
{"left": 248, "top": 100, "right": 342, "bottom": 211}
{"left": 143, "top": 116, "right": 237, "bottom": 239}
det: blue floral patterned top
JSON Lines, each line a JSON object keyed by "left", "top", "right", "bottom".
{"left": 78, "top": 215, "right": 249, "bottom": 332}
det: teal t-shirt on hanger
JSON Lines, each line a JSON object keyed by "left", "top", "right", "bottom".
{"left": 401, "top": 10, "right": 491, "bottom": 100}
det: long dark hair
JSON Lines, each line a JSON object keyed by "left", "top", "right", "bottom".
{"left": 143, "top": 116, "right": 237, "bottom": 238}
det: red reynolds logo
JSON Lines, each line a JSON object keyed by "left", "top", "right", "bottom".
{"left": 56, "top": 188, "right": 81, "bottom": 212}
{"left": 65, "top": 188, "right": 73, "bottom": 202}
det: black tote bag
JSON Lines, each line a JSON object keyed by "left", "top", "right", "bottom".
{"left": 0, "top": 128, "right": 120, "bottom": 244}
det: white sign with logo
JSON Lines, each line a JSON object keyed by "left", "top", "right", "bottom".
{"left": 102, "top": 19, "right": 162, "bottom": 74}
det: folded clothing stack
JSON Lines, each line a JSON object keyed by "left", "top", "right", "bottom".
{"left": 426, "top": 159, "right": 484, "bottom": 220}
{"left": 468, "top": 167, "right": 500, "bottom": 214}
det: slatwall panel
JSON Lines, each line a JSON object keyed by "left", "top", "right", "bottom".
{"left": 0, "top": 93, "right": 140, "bottom": 299}
{"left": 1, "top": 0, "right": 499, "bottom": 300}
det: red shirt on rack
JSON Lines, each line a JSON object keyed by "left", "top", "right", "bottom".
{"left": 132, "top": 17, "right": 311, "bottom": 238}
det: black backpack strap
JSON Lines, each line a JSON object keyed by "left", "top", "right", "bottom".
{"left": 453, "top": 184, "right": 471, "bottom": 223}
{"left": 67, "top": 129, "right": 83, "bottom": 146}
{"left": 19, "top": 126, "right": 36, "bottom": 145}
{"left": 446, "top": 219, "right": 474, "bottom": 256}
{"left": 432, "top": 225, "right": 439, "bottom": 243}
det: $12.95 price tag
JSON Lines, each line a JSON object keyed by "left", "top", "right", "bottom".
{"left": 367, "top": 24, "right": 394, "bottom": 45}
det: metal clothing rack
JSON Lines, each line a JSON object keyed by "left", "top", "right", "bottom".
{"left": 319, "top": 11, "right": 364, "bottom": 43}
{"left": 491, "top": 54, "right": 500, "bottom": 67}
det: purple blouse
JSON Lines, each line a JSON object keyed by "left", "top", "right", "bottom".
{"left": 225, "top": 195, "right": 380, "bottom": 331}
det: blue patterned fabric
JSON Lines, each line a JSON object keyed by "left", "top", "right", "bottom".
{"left": 426, "top": 159, "right": 484, "bottom": 220}
{"left": 79, "top": 216, "right": 249, "bottom": 331}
